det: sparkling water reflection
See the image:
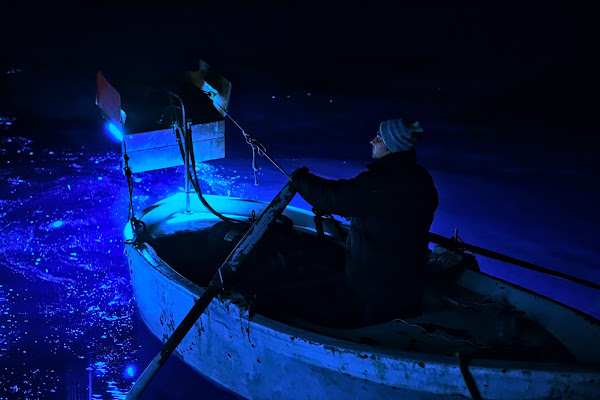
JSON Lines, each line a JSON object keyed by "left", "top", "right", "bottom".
{"left": 0, "top": 135, "right": 242, "bottom": 399}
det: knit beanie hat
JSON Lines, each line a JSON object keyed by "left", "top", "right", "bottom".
{"left": 379, "top": 119, "right": 423, "bottom": 153}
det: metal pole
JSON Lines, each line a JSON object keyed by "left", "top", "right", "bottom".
{"left": 428, "top": 232, "right": 600, "bottom": 290}
{"left": 168, "top": 92, "right": 191, "bottom": 213}
{"left": 261, "top": 151, "right": 290, "bottom": 179}
{"left": 184, "top": 120, "right": 191, "bottom": 213}
{"left": 205, "top": 91, "right": 290, "bottom": 180}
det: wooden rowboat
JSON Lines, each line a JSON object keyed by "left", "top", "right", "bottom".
{"left": 95, "top": 60, "right": 599, "bottom": 399}
{"left": 124, "top": 191, "right": 600, "bottom": 400}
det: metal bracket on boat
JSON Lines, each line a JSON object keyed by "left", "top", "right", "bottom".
{"left": 124, "top": 217, "right": 148, "bottom": 245}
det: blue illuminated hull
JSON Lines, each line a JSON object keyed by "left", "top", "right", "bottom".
{"left": 125, "top": 193, "right": 600, "bottom": 399}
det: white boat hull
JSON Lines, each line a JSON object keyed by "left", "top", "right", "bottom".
{"left": 125, "top": 193, "right": 600, "bottom": 399}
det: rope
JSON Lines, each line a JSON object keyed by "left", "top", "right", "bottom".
{"left": 173, "top": 125, "right": 239, "bottom": 225}
{"left": 122, "top": 141, "right": 147, "bottom": 245}
{"left": 121, "top": 89, "right": 243, "bottom": 246}
{"left": 122, "top": 88, "right": 291, "bottom": 240}
{"left": 123, "top": 151, "right": 134, "bottom": 222}
{"left": 203, "top": 90, "right": 290, "bottom": 182}
{"left": 249, "top": 135, "right": 259, "bottom": 185}
{"left": 242, "top": 129, "right": 271, "bottom": 185}
{"left": 392, "top": 318, "right": 490, "bottom": 349}
{"left": 217, "top": 103, "right": 345, "bottom": 240}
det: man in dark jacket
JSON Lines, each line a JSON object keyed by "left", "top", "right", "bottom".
{"left": 291, "top": 118, "right": 438, "bottom": 327}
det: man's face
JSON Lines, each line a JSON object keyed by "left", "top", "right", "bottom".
{"left": 370, "top": 132, "right": 391, "bottom": 159}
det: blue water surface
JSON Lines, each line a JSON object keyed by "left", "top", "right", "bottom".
{"left": 0, "top": 135, "right": 244, "bottom": 399}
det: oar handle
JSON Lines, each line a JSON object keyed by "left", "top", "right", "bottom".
{"left": 125, "top": 285, "right": 221, "bottom": 400}
{"left": 428, "top": 232, "right": 600, "bottom": 290}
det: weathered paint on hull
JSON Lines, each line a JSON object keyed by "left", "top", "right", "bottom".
{"left": 125, "top": 194, "right": 600, "bottom": 399}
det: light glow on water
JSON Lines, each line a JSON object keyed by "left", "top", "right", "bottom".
{"left": 50, "top": 220, "right": 64, "bottom": 228}
{"left": 124, "top": 365, "right": 136, "bottom": 379}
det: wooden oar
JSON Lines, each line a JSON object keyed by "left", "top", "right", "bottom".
{"left": 428, "top": 232, "right": 600, "bottom": 290}
{"left": 126, "top": 182, "right": 297, "bottom": 399}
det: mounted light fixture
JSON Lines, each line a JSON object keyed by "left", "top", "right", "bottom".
{"left": 105, "top": 121, "right": 123, "bottom": 142}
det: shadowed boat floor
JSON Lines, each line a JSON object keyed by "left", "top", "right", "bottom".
{"left": 149, "top": 221, "right": 576, "bottom": 365}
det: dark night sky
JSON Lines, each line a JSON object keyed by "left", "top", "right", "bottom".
{"left": 1, "top": 2, "right": 598, "bottom": 148}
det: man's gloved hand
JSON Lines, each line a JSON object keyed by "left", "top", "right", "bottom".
{"left": 289, "top": 167, "right": 309, "bottom": 182}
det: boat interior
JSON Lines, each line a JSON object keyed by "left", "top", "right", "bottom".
{"left": 147, "top": 215, "right": 578, "bottom": 365}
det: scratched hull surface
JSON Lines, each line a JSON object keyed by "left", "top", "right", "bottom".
{"left": 125, "top": 193, "right": 600, "bottom": 400}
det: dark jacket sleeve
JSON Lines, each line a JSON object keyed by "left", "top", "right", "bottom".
{"left": 291, "top": 171, "right": 371, "bottom": 217}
